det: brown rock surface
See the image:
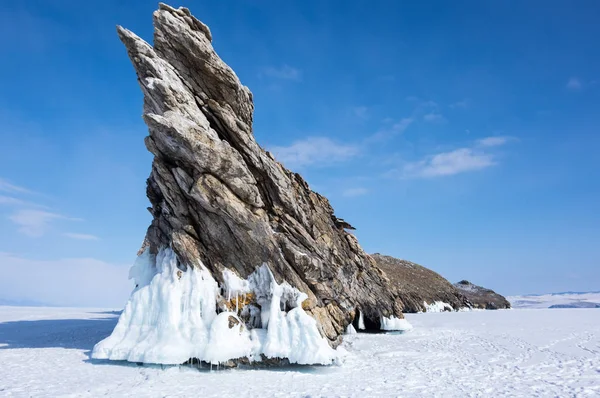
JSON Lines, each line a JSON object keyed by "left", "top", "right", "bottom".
{"left": 371, "top": 253, "right": 469, "bottom": 312}
{"left": 454, "top": 280, "right": 512, "bottom": 309}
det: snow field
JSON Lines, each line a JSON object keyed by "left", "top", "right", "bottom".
{"left": 1, "top": 307, "right": 599, "bottom": 397}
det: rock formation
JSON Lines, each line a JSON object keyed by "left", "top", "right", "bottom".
{"left": 371, "top": 254, "right": 469, "bottom": 312}
{"left": 454, "top": 280, "right": 512, "bottom": 310}
{"left": 93, "top": 3, "right": 408, "bottom": 366}
{"left": 371, "top": 254, "right": 511, "bottom": 312}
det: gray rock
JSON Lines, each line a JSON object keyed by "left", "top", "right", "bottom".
{"left": 117, "top": 3, "right": 405, "bottom": 347}
{"left": 454, "top": 280, "right": 511, "bottom": 310}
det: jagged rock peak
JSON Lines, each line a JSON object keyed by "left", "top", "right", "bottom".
{"left": 115, "top": 3, "right": 405, "bottom": 351}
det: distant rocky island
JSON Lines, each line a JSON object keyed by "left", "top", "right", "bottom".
{"left": 92, "top": 3, "right": 510, "bottom": 368}
{"left": 509, "top": 291, "right": 600, "bottom": 309}
{"left": 454, "top": 280, "right": 511, "bottom": 310}
{"left": 372, "top": 254, "right": 510, "bottom": 312}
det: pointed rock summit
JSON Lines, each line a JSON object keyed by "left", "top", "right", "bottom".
{"left": 94, "top": 4, "right": 407, "bottom": 365}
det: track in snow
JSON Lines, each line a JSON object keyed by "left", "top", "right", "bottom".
{"left": 0, "top": 306, "right": 599, "bottom": 397}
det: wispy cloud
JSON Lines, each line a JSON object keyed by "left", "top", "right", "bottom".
{"left": 389, "top": 136, "right": 512, "bottom": 179}
{"left": 0, "top": 178, "right": 33, "bottom": 194}
{"left": 1, "top": 177, "right": 89, "bottom": 237}
{"left": 368, "top": 117, "right": 413, "bottom": 142}
{"left": 0, "top": 195, "right": 28, "bottom": 206}
{"left": 8, "top": 209, "right": 82, "bottom": 237}
{"left": 342, "top": 187, "right": 368, "bottom": 197}
{"left": 566, "top": 77, "right": 582, "bottom": 90}
{"left": 402, "top": 148, "right": 495, "bottom": 178}
{"left": 0, "top": 194, "right": 48, "bottom": 208}
{"left": 352, "top": 106, "right": 369, "bottom": 119}
{"left": 63, "top": 232, "right": 99, "bottom": 241}
{"left": 450, "top": 99, "right": 470, "bottom": 109}
{"left": 262, "top": 65, "right": 301, "bottom": 81}
{"left": 270, "top": 137, "right": 359, "bottom": 168}
{"left": 423, "top": 112, "right": 446, "bottom": 123}
{"left": 477, "top": 136, "right": 512, "bottom": 147}
{"left": 9, "top": 210, "right": 66, "bottom": 237}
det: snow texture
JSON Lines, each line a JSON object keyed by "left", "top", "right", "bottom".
{"left": 2, "top": 307, "right": 599, "bottom": 397}
{"left": 92, "top": 248, "right": 337, "bottom": 366}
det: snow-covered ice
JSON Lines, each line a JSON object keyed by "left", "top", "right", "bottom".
{"left": 509, "top": 291, "right": 600, "bottom": 309}
{"left": 380, "top": 315, "right": 413, "bottom": 331}
{"left": 1, "top": 306, "right": 599, "bottom": 397}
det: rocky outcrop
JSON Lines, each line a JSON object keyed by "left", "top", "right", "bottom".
{"left": 371, "top": 254, "right": 469, "bottom": 312}
{"left": 116, "top": 3, "right": 404, "bottom": 350}
{"left": 454, "top": 280, "right": 511, "bottom": 310}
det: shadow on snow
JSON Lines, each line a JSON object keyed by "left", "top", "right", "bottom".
{"left": 0, "top": 314, "right": 119, "bottom": 351}
{"left": 0, "top": 311, "right": 337, "bottom": 374}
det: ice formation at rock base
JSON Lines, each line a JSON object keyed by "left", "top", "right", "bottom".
{"left": 424, "top": 301, "right": 455, "bottom": 313}
{"left": 92, "top": 249, "right": 411, "bottom": 366}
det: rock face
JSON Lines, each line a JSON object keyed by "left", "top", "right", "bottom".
{"left": 117, "top": 3, "right": 404, "bottom": 350}
{"left": 371, "top": 254, "right": 469, "bottom": 312}
{"left": 454, "top": 280, "right": 511, "bottom": 310}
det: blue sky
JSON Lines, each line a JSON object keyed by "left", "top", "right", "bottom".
{"left": 1, "top": 0, "right": 599, "bottom": 306}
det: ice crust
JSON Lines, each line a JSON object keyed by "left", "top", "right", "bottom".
{"left": 380, "top": 316, "right": 414, "bottom": 331}
{"left": 92, "top": 248, "right": 337, "bottom": 365}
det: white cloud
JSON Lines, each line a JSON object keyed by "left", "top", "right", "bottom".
{"left": 1, "top": 177, "right": 84, "bottom": 237}
{"left": 0, "top": 194, "right": 48, "bottom": 208}
{"left": 477, "top": 136, "right": 511, "bottom": 147}
{"left": 368, "top": 117, "right": 413, "bottom": 142}
{"left": 0, "top": 195, "right": 27, "bottom": 206}
{"left": 399, "top": 148, "right": 496, "bottom": 178}
{"left": 0, "top": 178, "right": 32, "bottom": 194}
{"left": 420, "top": 100, "right": 438, "bottom": 108}
{"left": 405, "top": 97, "right": 438, "bottom": 108}
{"left": 392, "top": 118, "right": 414, "bottom": 132}
{"left": 0, "top": 252, "right": 131, "bottom": 307}
{"left": 270, "top": 137, "right": 359, "bottom": 168}
{"left": 64, "top": 233, "right": 99, "bottom": 241}
{"left": 423, "top": 112, "right": 446, "bottom": 123}
{"left": 262, "top": 65, "right": 301, "bottom": 81}
{"left": 566, "top": 77, "right": 582, "bottom": 90}
{"left": 8, "top": 209, "right": 76, "bottom": 237}
{"left": 342, "top": 187, "right": 368, "bottom": 197}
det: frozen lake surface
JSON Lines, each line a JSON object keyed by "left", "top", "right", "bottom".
{"left": 0, "top": 306, "right": 598, "bottom": 397}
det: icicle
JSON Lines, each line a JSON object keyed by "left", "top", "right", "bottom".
{"left": 358, "top": 311, "right": 366, "bottom": 330}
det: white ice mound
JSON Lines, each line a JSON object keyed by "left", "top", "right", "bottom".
{"left": 424, "top": 301, "right": 454, "bottom": 313}
{"left": 92, "top": 248, "right": 337, "bottom": 366}
{"left": 380, "top": 316, "right": 413, "bottom": 331}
